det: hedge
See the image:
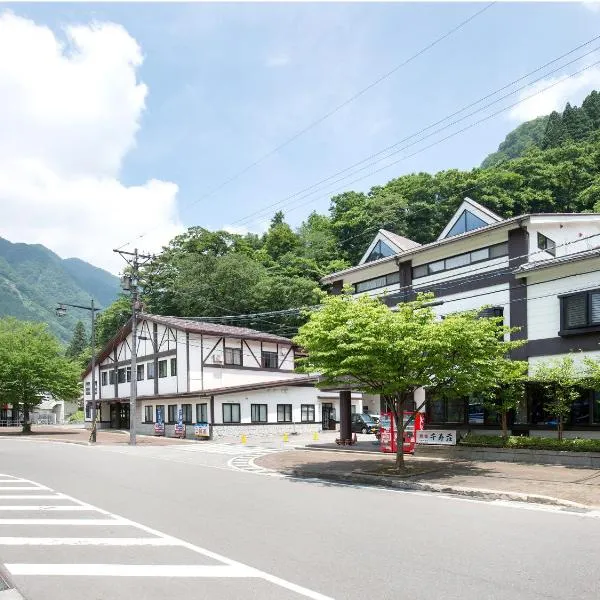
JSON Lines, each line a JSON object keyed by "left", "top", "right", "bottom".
{"left": 459, "top": 434, "right": 600, "bottom": 453}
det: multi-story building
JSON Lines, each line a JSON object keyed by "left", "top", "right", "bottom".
{"left": 81, "top": 314, "right": 364, "bottom": 438}
{"left": 321, "top": 198, "right": 600, "bottom": 437}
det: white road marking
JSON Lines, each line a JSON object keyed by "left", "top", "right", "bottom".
{"left": 0, "top": 537, "right": 181, "bottom": 546}
{"left": 6, "top": 564, "right": 260, "bottom": 577}
{"left": 0, "top": 495, "right": 67, "bottom": 500}
{"left": 0, "top": 506, "right": 95, "bottom": 511}
{"left": 0, "top": 486, "right": 50, "bottom": 491}
{"left": 0, "top": 519, "right": 127, "bottom": 525}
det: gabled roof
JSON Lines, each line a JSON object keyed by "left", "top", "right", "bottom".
{"left": 436, "top": 197, "right": 503, "bottom": 241}
{"left": 84, "top": 313, "right": 294, "bottom": 377}
{"left": 358, "top": 229, "right": 421, "bottom": 265}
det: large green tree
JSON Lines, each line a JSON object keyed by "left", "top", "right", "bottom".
{"left": 0, "top": 318, "right": 80, "bottom": 433}
{"left": 294, "top": 292, "right": 522, "bottom": 470}
{"left": 65, "top": 320, "right": 88, "bottom": 359}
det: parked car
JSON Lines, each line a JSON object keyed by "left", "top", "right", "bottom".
{"left": 369, "top": 414, "right": 380, "bottom": 425}
{"left": 351, "top": 413, "right": 379, "bottom": 434}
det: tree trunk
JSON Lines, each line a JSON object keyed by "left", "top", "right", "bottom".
{"left": 22, "top": 404, "right": 31, "bottom": 434}
{"left": 558, "top": 415, "right": 563, "bottom": 442}
{"left": 501, "top": 411, "right": 508, "bottom": 440}
{"left": 394, "top": 395, "right": 406, "bottom": 471}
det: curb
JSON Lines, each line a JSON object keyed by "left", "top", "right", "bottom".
{"left": 285, "top": 469, "right": 590, "bottom": 509}
{"left": 0, "top": 565, "right": 25, "bottom": 600}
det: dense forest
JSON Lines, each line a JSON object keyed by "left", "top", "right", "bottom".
{"left": 86, "top": 89, "right": 600, "bottom": 351}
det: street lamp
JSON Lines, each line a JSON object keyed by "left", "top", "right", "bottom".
{"left": 56, "top": 299, "right": 100, "bottom": 443}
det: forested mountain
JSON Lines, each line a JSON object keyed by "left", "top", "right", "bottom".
{"left": 0, "top": 238, "right": 119, "bottom": 342}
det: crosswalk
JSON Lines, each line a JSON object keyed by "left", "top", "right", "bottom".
{"left": 0, "top": 473, "right": 332, "bottom": 600}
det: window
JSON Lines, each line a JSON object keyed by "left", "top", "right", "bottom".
{"left": 101, "top": 372, "right": 108, "bottom": 386}
{"left": 445, "top": 210, "right": 488, "bottom": 238}
{"left": 85, "top": 382, "right": 90, "bottom": 396}
{"left": 277, "top": 404, "right": 292, "bottom": 423}
{"left": 144, "top": 406, "right": 153, "bottom": 423}
{"left": 155, "top": 405, "right": 165, "bottom": 424}
{"left": 117, "top": 368, "right": 126, "bottom": 384}
{"left": 158, "top": 360, "right": 168, "bottom": 378}
{"left": 170, "top": 358, "right": 177, "bottom": 376}
{"left": 126, "top": 367, "right": 131, "bottom": 383}
{"left": 251, "top": 404, "right": 268, "bottom": 423}
{"left": 561, "top": 290, "right": 600, "bottom": 332}
{"left": 537, "top": 232, "right": 556, "bottom": 256}
{"left": 167, "top": 404, "right": 177, "bottom": 423}
{"left": 301, "top": 404, "right": 315, "bottom": 423}
{"left": 223, "top": 403, "right": 241, "bottom": 423}
{"left": 85, "top": 402, "right": 91, "bottom": 419}
{"left": 261, "top": 351, "right": 278, "bottom": 369}
{"left": 412, "top": 243, "right": 508, "bottom": 279}
{"left": 364, "top": 240, "right": 395, "bottom": 263}
{"left": 355, "top": 271, "right": 400, "bottom": 294}
{"left": 181, "top": 403, "right": 192, "bottom": 424}
{"left": 137, "top": 364, "right": 144, "bottom": 381}
{"left": 196, "top": 403, "right": 208, "bottom": 423}
{"left": 147, "top": 362, "right": 155, "bottom": 379}
{"left": 426, "top": 396, "right": 466, "bottom": 425}
{"left": 224, "top": 347, "right": 242, "bottom": 366}
{"left": 109, "top": 370, "right": 115, "bottom": 385}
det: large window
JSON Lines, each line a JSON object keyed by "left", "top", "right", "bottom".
{"left": 364, "top": 240, "right": 395, "bottom": 263}
{"left": 101, "top": 372, "right": 108, "bottom": 386}
{"left": 355, "top": 271, "right": 400, "bottom": 294}
{"left": 223, "top": 403, "right": 241, "bottom": 423}
{"left": 109, "top": 370, "right": 115, "bottom": 385}
{"left": 251, "top": 404, "right": 268, "bottom": 423}
{"left": 144, "top": 406, "right": 153, "bottom": 423}
{"left": 561, "top": 290, "right": 600, "bottom": 332}
{"left": 137, "top": 364, "right": 145, "bottom": 381}
{"left": 277, "top": 404, "right": 292, "bottom": 423}
{"left": 158, "top": 360, "right": 168, "bottom": 378}
{"left": 301, "top": 404, "right": 315, "bottom": 423}
{"left": 445, "top": 209, "right": 488, "bottom": 238}
{"left": 147, "top": 362, "right": 155, "bottom": 379}
{"left": 126, "top": 367, "right": 131, "bottom": 383}
{"left": 426, "top": 397, "right": 466, "bottom": 424}
{"left": 155, "top": 405, "right": 165, "bottom": 424}
{"left": 412, "top": 242, "right": 508, "bottom": 279}
{"left": 225, "top": 347, "right": 242, "bottom": 366}
{"left": 196, "top": 403, "right": 208, "bottom": 423}
{"left": 181, "top": 403, "right": 192, "bottom": 424}
{"left": 261, "top": 351, "right": 278, "bottom": 369}
{"left": 167, "top": 404, "right": 178, "bottom": 423}
{"left": 117, "top": 368, "right": 126, "bottom": 384}
{"left": 170, "top": 358, "right": 177, "bottom": 376}
{"left": 537, "top": 232, "right": 556, "bottom": 256}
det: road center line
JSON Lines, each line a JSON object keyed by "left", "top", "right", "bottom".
{"left": 5, "top": 564, "right": 260, "bottom": 577}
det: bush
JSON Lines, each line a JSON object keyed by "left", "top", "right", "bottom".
{"left": 68, "top": 410, "right": 84, "bottom": 423}
{"left": 459, "top": 434, "right": 600, "bottom": 453}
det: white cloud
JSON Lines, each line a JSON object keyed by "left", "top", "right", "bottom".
{"left": 0, "top": 11, "right": 183, "bottom": 274}
{"left": 265, "top": 53, "right": 290, "bottom": 68}
{"left": 582, "top": 0, "right": 600, "bottom": 12}
{"left": 509, "top": 64, "right": 600, "bottom": 122}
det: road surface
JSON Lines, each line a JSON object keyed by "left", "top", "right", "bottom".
{"left": 0, "top": 437, "right": 598, "bottom": 600}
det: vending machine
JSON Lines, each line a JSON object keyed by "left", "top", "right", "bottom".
{"left": 379, "top": 411, "right": 424, "bottom": 454}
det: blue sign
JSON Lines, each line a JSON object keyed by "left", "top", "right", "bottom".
{"left": 156, "top": 407, "right": 164, "bottom": 426}
{"left": 178, "top": 408, "right": 183, "bottom": 427}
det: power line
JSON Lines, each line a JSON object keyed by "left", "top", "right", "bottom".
{"left": 114, "top": 3, "right": 495, "bottom": 251}
{"left": 231, "top": 35, "right": 600, "bottom": 227}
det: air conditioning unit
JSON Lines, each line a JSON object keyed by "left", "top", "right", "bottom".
{"left": 212, "top": 355, "right": 223, "bottom": 364}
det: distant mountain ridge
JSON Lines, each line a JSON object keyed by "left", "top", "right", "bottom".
{"left": 0, "top": 237, "right": 119, "bottom": 342}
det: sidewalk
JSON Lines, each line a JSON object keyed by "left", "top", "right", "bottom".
{"left": 255, "top": 449, "right": 600, "bottom": 508}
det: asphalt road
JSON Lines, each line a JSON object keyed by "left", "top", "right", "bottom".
{"left": 0, "top": 438, "right": 599, "bottom": 600}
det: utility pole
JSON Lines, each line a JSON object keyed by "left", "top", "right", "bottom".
{"left": 56, "top": 299, "right": 100, "bottom": 442}
{"left": 113, "top": 248, "right": 153, "bottom": 446}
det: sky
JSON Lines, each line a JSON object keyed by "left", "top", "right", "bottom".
{"left": 0, "top": 1, "right": 599, "bottom": 274}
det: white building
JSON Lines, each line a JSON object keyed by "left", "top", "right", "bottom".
{"left": 322, "top": 198, "right": 600, "bottom": 436}
{"left": 82, "top": 314, "right": 363, "bottom": 438}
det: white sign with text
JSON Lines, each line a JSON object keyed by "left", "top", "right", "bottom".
{"left": 416, "top": 430, "right": 457, "bottom": 445}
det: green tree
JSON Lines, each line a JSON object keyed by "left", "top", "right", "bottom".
{"left": 562, "top": 103, "right": 593, "bottom": 142}
{"left": 533, "top": 357, "right": 581, "bottom": 441}
{"left": 0, "top": 318, "right": 80, "bottom": 433}
{"left": 95, "top": 295, "right": 131, "bottom": 348}
{"left": 582, "top": 90, "right": 600, "bottom": 128}
{"left": 542, "top": 111, "right": 569, "bottom": 149}
{"left": 263, "top": 213, "right": 299, "bottom": 261}
{"left": 294, "top": 292, "right": 520, "bottom": 470}
{"left": 65, "top": 320, "right": 88, "bottom": 359}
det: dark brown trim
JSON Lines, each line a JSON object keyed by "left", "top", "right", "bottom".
{"left": 113, "top": 348, "right": 118, "bottom": 398}
{"left": 398, "top": 260, "right": 413, "bottom": 303}
{"left": 100, "top": 350, "right": 176, "bottom": 371}
{"left": 527, "top": 334, "right": 600, "bottom": 356}
{"left": 202, "top": 337, "right": 223, "bottom": 365}
{"left": 200, "top": 334, "right": 204, "bottom": 390}
{"left": 243, "top": 340, "right": 260, "bottom": 367}
{"left": 209, "top": 395, "right": 215, "bottom": 425}
{"left": 186, "top": 332, "right": 190, "bottom": 393}
{"left": 508, "top": 227, "right": 528, "bottom": 360}
{"left": 203, "top": 363, "right": 295, "bottom": 373}
{"left": 279, "top": 345, "right": 293, "bottom": 368}
{"left": 330, "top": 280, "right": 343, "bottom": 295}
{"left": 153, "top": 323, "right": 159, "bottom": 396}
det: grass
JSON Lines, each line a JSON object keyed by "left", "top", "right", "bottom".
{"left": 459, "top": 434, "right": 600, "bottom": 453}
{"left": 68, "top": 410, "right": 84, "bottom": 423}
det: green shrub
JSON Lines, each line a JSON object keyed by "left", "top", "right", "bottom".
{"left": 459, "top": 434, "right": 600, "bottom": 452}
{"left": 68, "top": 410, "right": 84, "bottom": 423}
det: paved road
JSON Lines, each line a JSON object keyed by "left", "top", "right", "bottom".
{"left": 0, "top": 438, "right": 599, "bottom": 600}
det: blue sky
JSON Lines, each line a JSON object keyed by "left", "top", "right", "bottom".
{"left": 1, "top": 2, "right": 599, "bottom": 270}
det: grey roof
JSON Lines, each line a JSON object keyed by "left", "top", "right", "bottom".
{"left": 514, "top": 247, "right": 600, "bottom": 275}
{"left": 380, "top": 229, "right": 421, "bottom": 251}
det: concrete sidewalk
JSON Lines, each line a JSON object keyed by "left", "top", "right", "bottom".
{"left": 255, "top": 449, "right": 600, "bottom": 508}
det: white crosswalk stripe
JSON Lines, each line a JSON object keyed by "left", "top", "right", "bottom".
{"left": 0, "top": 473, "right": 333, "bottom": 600}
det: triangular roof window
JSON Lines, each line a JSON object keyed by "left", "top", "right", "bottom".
{"left": 364, "top": 240, "right": 395, "bottom": 263}
{"left": 445, "top": 210, "right": 488, "bottom": 238}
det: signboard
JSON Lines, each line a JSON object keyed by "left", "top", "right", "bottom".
{"left": 154, "top": 406, "right": 165, "bottom": 436}
{"left": 194, "top": 423, "right": 210, "bottom": 439}
{"left": 416, "top": 430, "right": 457, "bottom": 445}
{"left": 178, "top": 408, "right": 183, "bottom": 427}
